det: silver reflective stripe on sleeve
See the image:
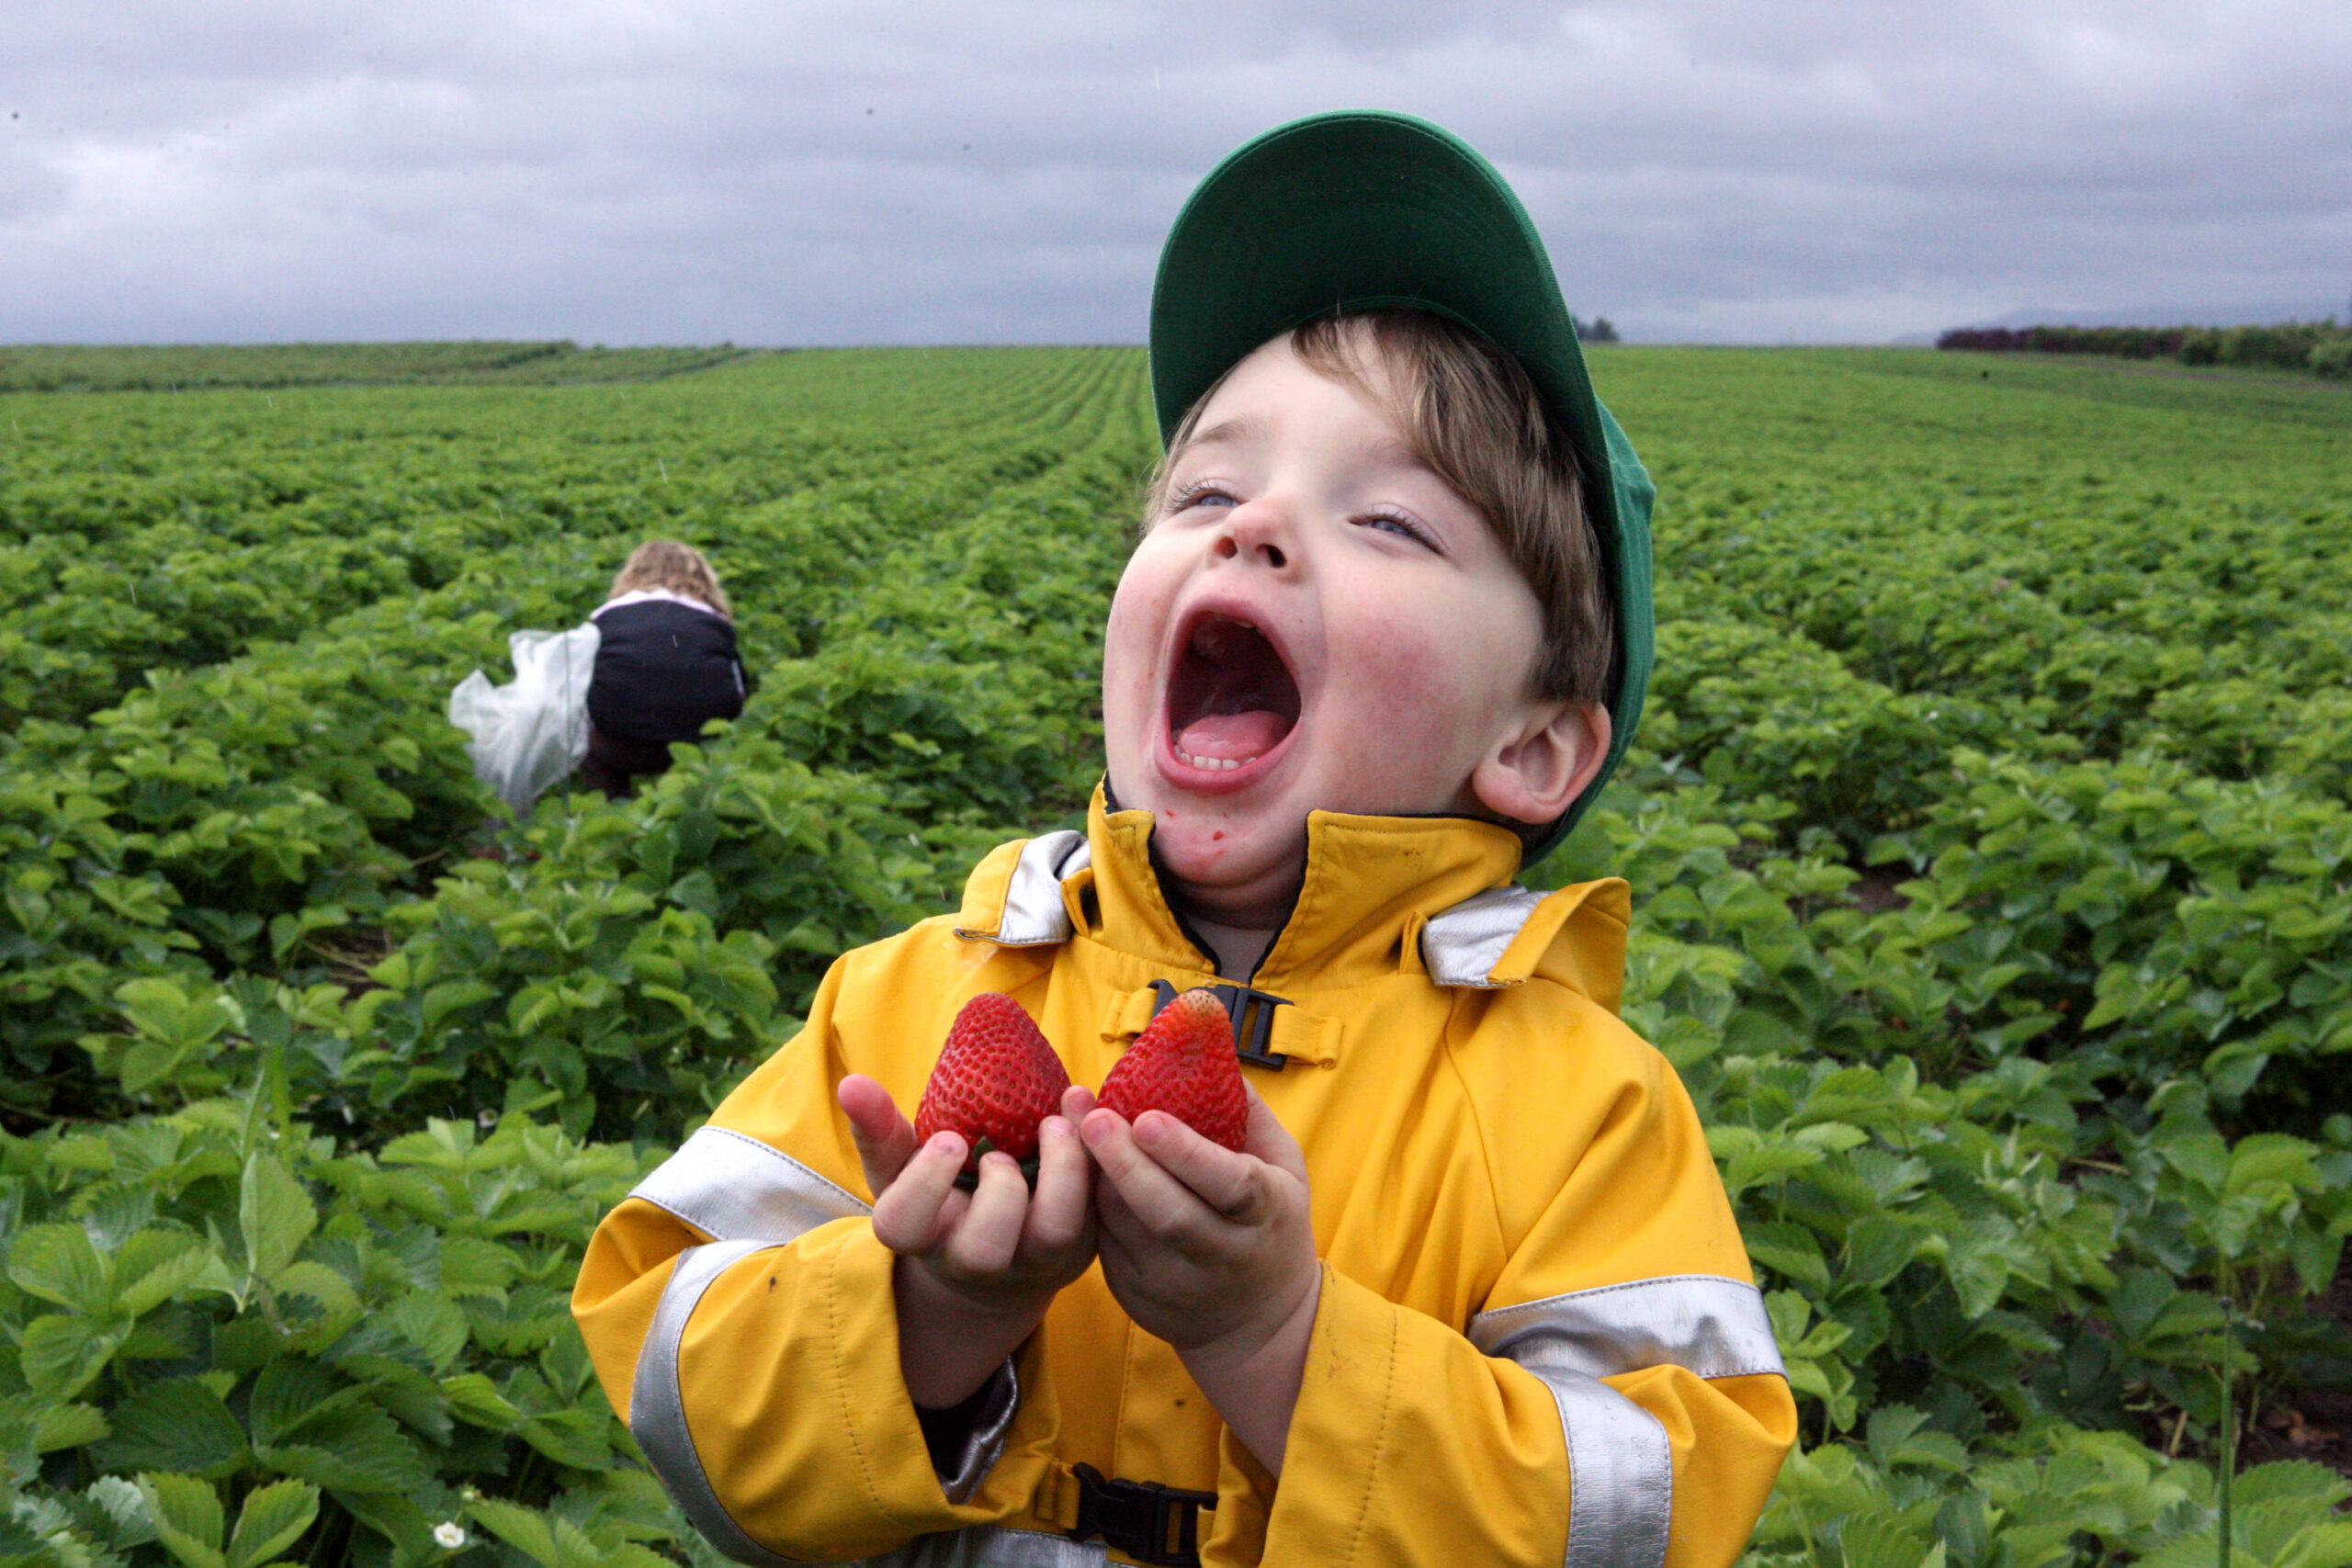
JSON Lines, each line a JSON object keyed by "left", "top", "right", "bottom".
{"left": 629, "top": 1130, "right": 1032, "bottom": 1541}
{"left": 632, "top": 1124, "right": 871, "bottom": 1243}
{"left": 959, "top": 829, "right": 1091, "bottom": 946}
{"left": 1467, "top": 1274, "right": 1786, "bottom": 1382}
{"left": 633, "top": 1240, "right": 808, "bottom": 1567}
{"left": 1421, "top": 886, "right": 1547, "bottom": 987}
{"left": 1526, "top": 1370, "right": 1672, "bottom": 1568}
{"left": 1471, "top": 1275, "right": 1784, "bottom": 1568}
{"left": 933, "top": 1361, "right": 1022, "bottom": 1506}
{"left": 628, "top": 1131, "right": 865, "bottom": 1562}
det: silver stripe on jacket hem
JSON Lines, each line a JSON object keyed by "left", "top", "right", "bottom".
{"left": 960, "top": 829, "right": 1091, "bottom": 946}
{"left": 1468, "top": 1273, "right": 1786, "bottom": 1382}
{"left": 1421, "top": 885, "right": 1548, "bottom": 987}
{"left": 1526, "top": 1368, "right": 1673, "bottom": 1568}
{"left": 933, "top": 1361, "right": 1022, "bottom": 1506}
{"left": 634, "top": 1240, "right": 808, "bottom": 1567}
{"left": 632, "top": 1124, "right": 871, "bottom": 1244}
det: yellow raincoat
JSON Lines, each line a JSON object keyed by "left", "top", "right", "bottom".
{"left": 573, "top": 791, "right": 1795, "bottom": 1567}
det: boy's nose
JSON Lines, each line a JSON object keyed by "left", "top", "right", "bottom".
{"left": 1212, "top": 502, "right": 1291, "bottom": 571}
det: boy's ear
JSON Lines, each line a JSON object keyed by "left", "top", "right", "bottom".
{"left": 1468, "top": 700, "right": 1612, "bottom": 828}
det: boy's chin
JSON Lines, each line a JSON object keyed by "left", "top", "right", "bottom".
{"left": 1146, "top": 813, "right": 1309, "bottom": 921}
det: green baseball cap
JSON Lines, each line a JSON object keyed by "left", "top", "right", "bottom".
{"left": 1149, "top": 109, "right": 1654, "bottom": 860}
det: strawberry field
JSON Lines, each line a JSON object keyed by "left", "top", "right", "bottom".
{"left": 2, "top": 344, "right": 2348, "bottom": 1568}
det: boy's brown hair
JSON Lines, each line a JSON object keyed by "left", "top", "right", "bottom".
{"left": 1151, "top": 308, "right": 1613, "bottom": 706}
{"left": 610, "top": 540, "right": 733, "bottom": 620}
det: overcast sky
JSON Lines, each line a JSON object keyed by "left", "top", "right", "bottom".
{"left": 2, "top": 0, "right": 2346, "bottom": 344}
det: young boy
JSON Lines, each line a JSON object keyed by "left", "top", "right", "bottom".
{"left": 573, "top": 112, "right": 1795, "bottom": 1568}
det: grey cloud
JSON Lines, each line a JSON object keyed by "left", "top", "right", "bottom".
{"left": 2, "top": 0, "right": 2346, "bottom": 345}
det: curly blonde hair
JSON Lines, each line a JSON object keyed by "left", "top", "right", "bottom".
{"left": 609, "top": 540, "right": 733, "bottom": 620}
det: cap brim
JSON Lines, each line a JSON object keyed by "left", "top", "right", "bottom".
{"left": 1149, "top": 111, "right": 1654, "bottom": 860}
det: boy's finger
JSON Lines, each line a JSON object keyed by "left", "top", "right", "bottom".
{"left": 1091, "top": 1208, "right": 1146, "bottom": 1278}
{"left": 1091, "top": 1163, "right": 1137, "bottom": 1231}
{"left": 943, "top": 1152, "right": 1029, "bottom": 1275}
{"left": 1024, "top": 1117, "right": 1093, "bottom": 1253}
{"left": 870, "top": 1131, "right": 965, "bottom": 1255}
{"left": 1091, "top": 1176, "right": 1159, "bottom": 1265}
{"left": 1060, "top": 1083, "right": 1099, "bottom": 1125}
{"left": 1080, "top": 1109, "right": 1218, "bottom": 1242}
{"left": 837, "top": 1074, "right": 919, "bottom": 1197}
{"left": 1132, "top": 1111, "right": 1261, "bottom": 1219}
{"left": 1240, "top": 1082, "right": 1309, "bottom": 1183}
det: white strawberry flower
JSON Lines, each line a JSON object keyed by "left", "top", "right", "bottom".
{"left": 434, "top": 1521, "right": 468, "bottom": 1551}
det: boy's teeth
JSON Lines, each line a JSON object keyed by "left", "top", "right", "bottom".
{"left": 1176, "top": 747, "right": 1258, "bottom": 772}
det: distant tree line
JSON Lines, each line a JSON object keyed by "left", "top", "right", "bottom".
{"left": 0, "top": 341, "right": 753, "bottom": 393}
{"left": 1938, "top": 321, "right": 2351, "bottom": 379}
{"left": 1573, "top": 315, "right": 1620, "bottom": 344}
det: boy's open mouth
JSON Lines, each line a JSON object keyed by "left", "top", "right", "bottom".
{"left": 1166, "top": 612, "right": 1302, "bottom": 773}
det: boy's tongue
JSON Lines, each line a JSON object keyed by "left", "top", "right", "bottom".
{"left": 1177, "top": 709, "right": 1289, "bottom": 763}
{"left": 1169, "top": 612, "right": 1301, "bottom": 765}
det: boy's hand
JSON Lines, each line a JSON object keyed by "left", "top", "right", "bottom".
{"left": 839, "top": 1076, "right": 1097, "bottom": 1408}
{"left": 843, "top": 1074, "right": 1098, "bottom": 1308}
{"left": 1082, "top": 1084, "right": 1321, "bottom": 1472}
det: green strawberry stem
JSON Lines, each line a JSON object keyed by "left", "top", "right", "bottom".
{"left": 949, "top": 1136, "right": 1043, "bottom": 1191}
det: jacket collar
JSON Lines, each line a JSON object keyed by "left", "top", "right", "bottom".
{"left": 1106, "top": 792, "right": 1522, "bottom": 991}
{"left": 959, "top": 784, "right": 1625, "bottom": 1006}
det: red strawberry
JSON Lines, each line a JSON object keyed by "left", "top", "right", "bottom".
{"left": 914, "top": 993, "right": 1072, "bottom": 1187}
{"left": 1097, "top": 987, "right": 1249, "bottom": 1152}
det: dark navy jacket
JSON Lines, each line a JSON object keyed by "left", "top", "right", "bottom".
{"left": 587, "top": 598, "right": 748, "bottom": 744}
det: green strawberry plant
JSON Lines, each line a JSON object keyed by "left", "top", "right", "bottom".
{"left": 0, "top": 1098, "right": 707, "bottom": 1568}
{"left": 6, "top": 344, "right": 2350, "bottom": 1563}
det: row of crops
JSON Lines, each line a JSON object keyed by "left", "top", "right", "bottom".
{"left": 2, "top": 344, "right": 2347, "bottom": 1567}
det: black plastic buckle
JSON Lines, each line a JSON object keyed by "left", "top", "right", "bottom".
{"left": 1149, "top": 980, "right": 1292, "bottom": 1070}
{"left": 1068, "top": 1462, "right": 1217, "bottom": 1566}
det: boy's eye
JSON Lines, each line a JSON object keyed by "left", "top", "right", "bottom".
{"left": 1169, "top": 482, "right": 1238, "bottom": 512}
{"left": 1361, "top": 512, "right": 1436, "bottom": 548}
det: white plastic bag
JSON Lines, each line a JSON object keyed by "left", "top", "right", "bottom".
{"left": 447, "top": 623, "right": 603, "bottom": 816}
